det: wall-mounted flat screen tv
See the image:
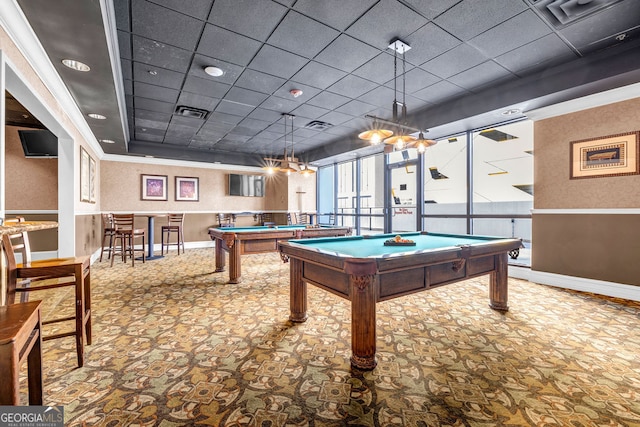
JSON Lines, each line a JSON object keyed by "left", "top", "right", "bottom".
{"left": 18, "top": 129, "right": 58, "bottom": 157}
{"left": 229, "top": 174, "right": 264, "bottom": 197}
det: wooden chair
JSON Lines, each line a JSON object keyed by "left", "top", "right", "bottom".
{"left": 99, "top": 213, "right": 116, "bottom": 262}
{"left": 111, "top": 214, "right": 146, "bottom": 266}
{"left": 161, "top": 213, "right": 185, "bottom": 255}
{"left": 261, "top": 212, "right": 275, "bottom": 226}
{"left": 298, "top": 213, "right": 310, "bottom": 225}
{"left": 217, "top": 213, "right": 234, "bottom": 228}
{"left": 2, "top": 218, "right": 91, "bottom": 367}
{"left": 287, "top": 212, "right": 297, "bottom": 225}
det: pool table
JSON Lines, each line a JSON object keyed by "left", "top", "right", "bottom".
{"left": 208, "top": 225, "right": 352, "bottom": 283}
{"left": 278, "top": 232, "right": 522, "bottom": 370}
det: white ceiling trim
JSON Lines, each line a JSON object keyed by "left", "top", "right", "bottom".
{"left": 102, "top": 153, "right": 265, "bottom": 172}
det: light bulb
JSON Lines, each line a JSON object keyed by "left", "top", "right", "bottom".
{"left": 371, "top": 133, "right": 381, "bottom": 144}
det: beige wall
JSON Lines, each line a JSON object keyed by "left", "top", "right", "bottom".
{"left": 4, "top": 125, "right": 58, "bottom": 210}
{"left": 533, "top": 98, "right": 640, "bottom": 286}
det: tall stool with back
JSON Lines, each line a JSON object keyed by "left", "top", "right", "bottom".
{"left": 161, "top": 213, "right": 185, "bottom": 255}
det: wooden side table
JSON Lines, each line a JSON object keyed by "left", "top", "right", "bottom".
{"left": 0, "top": 300, "right": 43, "bottom": 405}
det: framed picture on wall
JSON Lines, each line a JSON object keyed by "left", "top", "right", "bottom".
{"left": 141, "top": 174, "right": 168, "bottom": 200}
{"left": 80, "top": 146, "right": 94, "bottom": 203}
{"left": 89, "top": 156, "right": 96, "bottom": 202}
{"left": 570, "top": 131, "right": 640, "bottom": 179}
{"left": 175, "top": 176, "right": 199, "bottom": 201}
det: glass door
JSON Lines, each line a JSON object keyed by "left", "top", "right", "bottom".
{"left": 389, "top": 150, "right": 418, "bottom": 232}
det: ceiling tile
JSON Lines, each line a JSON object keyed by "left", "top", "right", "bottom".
{"left": 345, "top": 0, "right": 429, "bottom": 50}
{"left": 448, "top": 61, "right": 513, "bottom": 91}
{"left": 248, "top": 45, "right": 309, "bottom": 79}
{"left": 238, "top": 117, "right": 270, "bottom": 130}
{"left": 306, "top": 91, "right": 350, "bottom": 110}
{"left": 357, "top": 85, "right": 396, "bottom": 107}
{"left": 223, "top": 87, "right": 269, "bottom": 108}
{"left": 352, "top": 52, "right": 397, "bottom": 85}
{"left": 267, "top": 11, "right": 340, "bottom": 58}
{"left": 182, "top": 75, "right": 231, "bottom": 99}
{"left": 187, "top": 54, "right": 244, "bottom": 86}
{"left": 395, "top": 67, "right": 440, "bottom": 94}
{"left": 319, "top": 111, "right": 354, "bottom": 126}
{"left": 133, "top": 81, "right": 180, "bottom": 103}
{"left": 327, "top": 75, "right": 378, "bottom": 99}
{"left": 176, "top": 92, "right": 220, "bottom": 111}
{"left": 468, "top": 11, "right": 552, "bottom": 58}
{"left": 133, "top": 62, "right": 184, "bottom": 89}
{"left": 207, "top": 111, "right": 243, "bottom": 125}
{"left": 214, "top": 99, "right": 255, "bottom": 117}
{"left": 434, "top": 0, "right": 528, "bottom": 41}
{"left": 198, "top": 24, "right": 263, "bottom": 66}
{"left": 121, "top": 58, "right": 132, "bottom": 80}
{"left": 135, "top": 117, "right": 169, "bottom": 131}
{"left": 334, "top": 99, "right": 376, "bottom": 117}
{"left": 131, "top": 0, "right": 204, "bottom": 51}
{"left": 403, "top": 23, "right": 461, "bottom": 66}
{"left": 247, "top": 108, "right": 283, "bottom": 123}
{"left": 114, "top": 0, "right": 130, "bottom": 31}
{"left": 235, "top": 69, "right": 287, "bottom": 95}
{"left": 132, "top": 35, "right": 192, "bottom": 73}
{"left": 291, "top": 61, "right": 347, "bottom": 90}
{"left": 293, "top": 0, "right": 377, "bottom": 31}
{"left": 421, "top": 44, "right": 488, "bottom": 79}
{"left": 412, "top": 80, "right": 467, "bottom": 103}
{"left": 134, "top": 96, "right": 176, "bottom": 114}
{"left": 208, "top": 0, "right": 287, "bottom": 42}
{"left": 402, "top": 0, "right": 461, "bottom": 20}
{"left": 495, "top": 34, "right": 577, "bottom": 75}
{"left": 315, "top": 34, "right": 379, "bottom": 73}
{"left": 147, "top": 0, "right": 213, "bottom": 19}
{"left": 259, "top": 95, "right": 301, "bottom": 113}
{"left": 290, "top": 104, "right": 330, "bottom": 121}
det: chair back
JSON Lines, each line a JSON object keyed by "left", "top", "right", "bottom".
{"left": 102, "top": 213, "right": 114, "bottom": 230}
{"left": 287, "top": 212, "right": 297, "bottom": 225}
{"left": 2, "top": 217, "right": 31, "bottom": 266}
{"left": 112, "top": 213, "right": 135, "bottom": 231}
{"left": 298, "top": 213, "right": 309, "bottom": 225}
{"left": 167, "top": 213, "right": 184, "bottom": 226}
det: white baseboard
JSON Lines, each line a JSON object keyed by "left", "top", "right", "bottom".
{"left": 510, "top": 267, "right": 640, "bottom": 302}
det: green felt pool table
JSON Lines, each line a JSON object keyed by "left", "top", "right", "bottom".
{"left": 208, "top": 225, "right": 352, "bottom": 283}
{"left": 278, "top": 231, "right": 523, "bottom": 370}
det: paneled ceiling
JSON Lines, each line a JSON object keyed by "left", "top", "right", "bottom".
{"left": 12, "top": 0, "right": 640, "bottom": 167}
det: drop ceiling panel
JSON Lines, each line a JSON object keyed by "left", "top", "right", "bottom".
{"left": 345, "top": 0, "right": 429, "bottom": 50}
{"left": 292, "top": 62, "right": 347, "bottom": 90}
{"left": 403, "top": 23, "right": 462, "bottom": 66}
{"left": 495, "top": 34, "right": 577, "bottom": 75}
{"left": 421, "top": 44, "right": 488, "bottom": 79}
{"left": 434, "top": 0, "right": 528, "bottom": 41}
{"left": 132, "top": 36, "right": 193, "bottom": 73}
{"left": 402, "top": 0, "right": 462, "bottom": 20}
{"left": 469, "top": 11, "right": 552, "bottom": 58}
{"left": 448, "top": 61, "right": 513, "bottom": 91}
{"left": 412, "top": 80, "right": 468, "bottom": 103}
{"left": 176, "top": 92, "right": 219, "bottom": 112}
{"left": 134, "top": 81, "right": 180, "bottom": 103}
{"left": 292, "top": 0, "right": 377, "bottom": 31}
{"left": 235, "top": 69, "right": 287, "bottom": 94}
{"left": 131, "top": 0, "right": 203, "bottom": 51}
{"left": 214, "top": 99, "right": 256, "bottom": 117}
{"left": 198, "top": 24, "right": 263, "bottom": 66}
{"left": 327, "top": 75, "right": 378, "bottom": 99}
{"left": 267, "top": 10, "right": 340, "bottom": 58}
{"left": 352, "top": 52, "right": 398, "bottom": 85}
{"left": 134, "top": 97, "right": 175, "bottom": 114}
{"left": 248, "top": 45, "right": 309, "bottom": 79}
{"left": 187, "top": 54, "right": 244, "bottom": 86}
{"left": 306, "top": 91, "right": 350, "bottom": 110}
{"left": 133, "top": 62, "right": 184, "bottom": 89}
{"left": 148, "top": 0, "right": 213, "bottom": 19}
{"left": 182, "top": 75, "right": 230, "bottom": 99}
{"left": 208, "top": 0, "right": 287, "bottom": 42}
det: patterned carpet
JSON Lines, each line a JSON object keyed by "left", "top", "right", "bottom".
{"left": 20, "top": 248, "right": 640, "bottom": 426}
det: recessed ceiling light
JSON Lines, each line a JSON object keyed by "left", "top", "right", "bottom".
{"left": 204, "top": 66, "right": 224, "bottom": 77}
{"left": 501, "top": 109, "right": 521, "bottom": 116}
{"left": 88, "top": 113, "right": 106, "bottom": 120}
{"left": 100, "top": 139, "right": 115, "bottom": 144}
{"left": 148, "top": 70, "right": 158, "bottom": 75}
{"left": 62, "top": 59, "right": 90, "bottom": 72}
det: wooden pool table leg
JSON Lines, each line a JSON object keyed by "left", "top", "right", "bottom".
{"left": 289, "top": 258, "right": 307, "bottom": 323}
{"left": 489, "top": 253, "right": 509, "bottom": 311}
{"left": 214, "top": 238, "right": 226, "bottom": 272}
{"left": 228, "top": 239, "right": 241, "bottom": 284}
{"left": 345, "top": 259, "right": 378, "bottom": 371}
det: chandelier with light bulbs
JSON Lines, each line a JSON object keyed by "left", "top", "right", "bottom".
{"left": 358, "top": 39, "right": 436, "bottom": 153}
{"left": 263, "top": 113, "right": 315, "bottom": 176}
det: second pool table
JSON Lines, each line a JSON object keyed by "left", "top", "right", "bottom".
{"left": 279, "top": 232, "right": 522, "bottom": 370}
{"left": 208, "top": 225, "right": 352, "bottom": 283}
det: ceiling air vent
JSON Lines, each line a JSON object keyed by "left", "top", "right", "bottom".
{"left": 175, "top": 106, "right": 210, "bottom": 119}
{"left": 304, "top": 120, "right": 334, "bottom": 131}
{"left": 532, "top": 0, "right": 624, "bottom": 28}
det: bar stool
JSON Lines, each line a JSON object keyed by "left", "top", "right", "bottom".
{"left": 161, "top": 213, "right": 185, "bottom": 255}
{"left": 111, "top": 214, "right": 146, "bottom": 266}
{"left": 99, "top": 213, "right": 116, "bottom": 262}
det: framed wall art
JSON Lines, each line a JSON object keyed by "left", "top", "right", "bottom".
{"left": 570, "top": 131, "right": 640, "bottom": 179}
{"left": 141, "top": 174, "right": 168, "bottom": 200}
{"left": 175, "top": 176, "right": 199, "bottom": 201}
{"left": 80, "top": 146, "right": 94, "bottom": 203}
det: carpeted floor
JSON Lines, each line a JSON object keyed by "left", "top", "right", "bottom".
{"left": 21, "top": 248, "right": 640, "bottom": 426}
